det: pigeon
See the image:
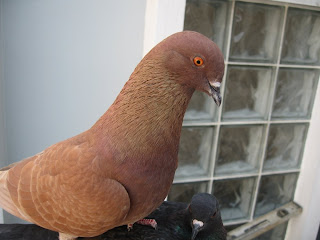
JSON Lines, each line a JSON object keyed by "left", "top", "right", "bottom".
{"left": 0, "top": 193, "right": 227, "bottom": 240}
{"left": 101, "top": 193, "right": 227, "bottom": 240}
{"left": 0, "top": 31, "right": 225, "bottom": 240}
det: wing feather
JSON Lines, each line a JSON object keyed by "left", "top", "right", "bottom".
{"left": 1, "top": 135, "right": 130, "bottom": 237}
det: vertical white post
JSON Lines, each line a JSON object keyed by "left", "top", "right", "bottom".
{"left": 143, "top": 0, "right": 186, "bottom": 56}
{"left": 285, "top": 76, "right": 320, "bottom": 239}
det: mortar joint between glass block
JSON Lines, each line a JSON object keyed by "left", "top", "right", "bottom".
{"left": 208, "top": 120, "right": 222, "bottom": 192}
{"left": 248, "top": 121, "right": 272, "bottom": 221}
{"left": 261, "top": 169, "right": 300, "bottom": 176}
{"left": 224, "top": 0, "right": 236, "bottom": 64}
{"left": 213, "top": 172, "right": 259, "bottom": 181}
{"left": 173, "top": 177, "right": 211, "bottom": 185}
{"left": 265, "top": 5, "right": 288, "bottom": 124}
{"left": 276, "top": 5, "right": 289, "bottom": 66}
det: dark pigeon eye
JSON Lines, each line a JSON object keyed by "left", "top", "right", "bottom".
{"left": 188, "top": 205, "right": 192, "bottom": 213}
{"left": 211, "top": 211, "right": 217, "bottom": 218}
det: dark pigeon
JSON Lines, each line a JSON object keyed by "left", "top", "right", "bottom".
{"left": 0, "top": 193, "right": 226, "bottom": 240}
{"left": 101, "top": 193, "right": 226, "bottom": 240}
{"left": 0, "top": 223, "right": 58, "bottom": 240}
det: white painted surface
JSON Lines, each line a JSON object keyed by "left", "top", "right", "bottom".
{"left": 0, "top": 0, "right": 146, "bottom": 223}
{"left": 285, "top": 75, "right": 320, "bottom": 239}
{"left": 143, "top": 0, "right": 186, "bottom": 55}
{"left": 1, "top": 0, "right": 146, "bottom": 163}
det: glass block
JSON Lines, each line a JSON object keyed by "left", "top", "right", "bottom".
{"left": 254, "top": 222, "right": 288, "bottom": 240}
{"left": 184, "top": 91, "right": 218, "bottom": 122}
{"left": 254, "top": 173, "right": 298, "bottom": 217}
{"left": 230, "top": 2, "right": 283, "bottom": 63}
{"left": 168, "top": 181, "right": 208, "bottom": 203}
{"left": 281, "top": 8, "right": 320, "bottom": 65}
{"left": 215, "top": 125, "right": 265, "bottom": 176}
{"left": 212, "top": 177, "right": 256, "bottom": 222}
{"left": 184, "top": 0, "right": 231, "bottom": 56}
{"left": 263, "top": 124, "right": 308, "bottom": 171}
{"left": 175, "top": 127, "right": 214, "bottom": 180}
{"left": 222, "top": 66, "right": 273, "bottom": 121}
{"left": 272, "top": 69, "right": 319, "bottom": 119}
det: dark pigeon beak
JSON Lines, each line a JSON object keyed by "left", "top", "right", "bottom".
{"left": 191, "top": 219, "right": 204, "bottom": 240}
{"left": 208, "top": 81, "right": 221, "bottom": 107}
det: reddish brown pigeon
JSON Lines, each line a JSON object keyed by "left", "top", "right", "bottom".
{"left": 0, "top": 31, "right": 224, "bottom": 240}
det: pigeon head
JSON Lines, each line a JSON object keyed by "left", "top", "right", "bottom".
{"left": 145, "top": 31, "right": 225, "bottom": 106}
{"left": 187, "top": 193, "right": 225, "bottom": 240}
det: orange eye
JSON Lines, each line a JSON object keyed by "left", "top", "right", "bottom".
{"left": 193, "top": 56, "right": 204, "bottom": 66}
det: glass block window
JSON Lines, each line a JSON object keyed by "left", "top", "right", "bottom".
{"left": 229, "top": 2, "right": 283, "bottom": 63}
{"left": 169, "top": 1, "right": 320, "bottom": 239}
{"left": 222, "top": 66, "right": 274, "bottom": 121}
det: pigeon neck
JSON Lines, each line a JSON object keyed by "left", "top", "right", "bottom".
{"left": 92, "top": 59, "right": 194, "bottom": 162}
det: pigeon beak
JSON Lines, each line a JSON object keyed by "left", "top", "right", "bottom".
{"left": 191, "top": 219, "right": 204, "bottom": 240}
{"left": 208, "top": 80, "right": 221, "bottom": 107}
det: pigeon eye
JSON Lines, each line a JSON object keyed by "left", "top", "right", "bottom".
{"left": 211, "top": 211, "right": 217, "bottom": 218}
{"left": 193, "top": 57, "right": 204, "bottom": 66}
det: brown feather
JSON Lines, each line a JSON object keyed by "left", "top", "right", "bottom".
{"left": 0, "top": 31, "right": 224, "bottom": 238}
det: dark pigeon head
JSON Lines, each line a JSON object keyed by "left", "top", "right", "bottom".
{"left": 187, "top": 193, "right": 225, "bottom": 240}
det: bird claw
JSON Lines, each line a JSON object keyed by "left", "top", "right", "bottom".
{"left": 127, "top": 219, "right": 158, "bottom": 231}
{"left": 136, "top": 219, "right": 157, "bottom": 229}
{"left": 127, "top": 223, "right": 134, "bottom": 231}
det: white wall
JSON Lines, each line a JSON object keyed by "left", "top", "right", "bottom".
{"left": 0, "top": 0, "right": 146, "bottom": 223}
{"left": 143, "top": 0, "right": 186, "bottom": 55}
{"left": 286, "top": 76, "right": 320, "bottom": 239}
